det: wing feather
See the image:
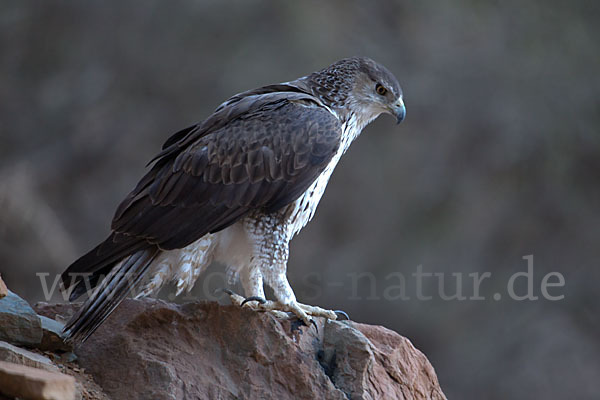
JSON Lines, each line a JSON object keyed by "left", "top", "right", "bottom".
{"left": 111, "top": 99, "right": 341, "bottom": 251}
{"left": 62, "top": 88, "right": 341, "bottom": 294}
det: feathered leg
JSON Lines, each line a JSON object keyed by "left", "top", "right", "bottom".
{"left": 239, "top": 214, "right": 337, "bottom": 326}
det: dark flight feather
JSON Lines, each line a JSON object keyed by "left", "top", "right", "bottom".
{"left": 64, "top": 248, "right": 159, "bottom": 342}
{"left": 61, "top": 88, "right": 342, "bottom": 332}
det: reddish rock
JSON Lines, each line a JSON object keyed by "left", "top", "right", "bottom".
{"left": 34, "top": 302, "right": 78, "bottom": 323}
{"left": 47, "top": 299, "right": 446, "bottom": 400}
{"left": 0, "top": 360, "right": 76, "bottom": 400}
{"left": 322, "top": 323, "right": 447, "bottom": 399}
{"left": 0, "top": 275, "right": 7, "bottom": 299}
{"left": 38, "top": 315, "right": 72, "bottom": 352}
{"left": 0, "top": 340, "right": 58, "bottom": 373}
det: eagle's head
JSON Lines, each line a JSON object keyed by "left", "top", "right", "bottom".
{"left": 307, "top": 57, "right": 405, "bottom": 127}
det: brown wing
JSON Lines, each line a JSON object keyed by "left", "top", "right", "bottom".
{"left": 112, "top": 97, "right": 341, "bottom": 249}
{"left": 62, "top": 92, "right": 341, "bottom": 296}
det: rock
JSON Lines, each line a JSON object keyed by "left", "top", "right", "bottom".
{"left": 0, "top": 290, "right": 43, "bottom": 347}
{"left": 49, "top": 299, "right": 446, "bottom": 400}
{"left": 61, "top": 352, "right": 78, "bottom": 363}
{"left": 0, "top": 275, "right": 7, "bottom": 299}
{"left": 34, "top": 301, "right": 78, "bottom": 324}
{"left": 58, "top": 358, "right": 111, "bottom": 400}
{"left": 0, "top": 340, "right": 59, "bottom": 372}
{"left": 0, "top": 360, "right": 76, "bottom": 400}
{"left": 38, "top": 315, "right": 72, "bottom": 352}
{"left": 321, "top": 322, "right": 446, "bottom": 399}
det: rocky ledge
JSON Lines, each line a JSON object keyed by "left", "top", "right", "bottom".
{"left": 1, "top": 272, "right": 446, "bottom": 399}
{"left": 37, "top": 299, "right": 446, "bottom": 400}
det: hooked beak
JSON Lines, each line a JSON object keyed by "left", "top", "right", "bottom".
{"left": 390, "top": 97, "right": 406, "bottom": 124}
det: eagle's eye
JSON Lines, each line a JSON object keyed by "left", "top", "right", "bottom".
{"left": 375, "top": 83, "right": 388, "bottom": 96}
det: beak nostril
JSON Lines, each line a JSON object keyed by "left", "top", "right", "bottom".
{"left": 393, "top": 99, "right": 406, "bottom": 124}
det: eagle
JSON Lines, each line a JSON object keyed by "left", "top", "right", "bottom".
{"left": 61, "top": 57, "right": 405, "bottom": 342}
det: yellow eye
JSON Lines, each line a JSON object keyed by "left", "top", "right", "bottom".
{"left": 375, "top": 83, "right": 387, "bottom": 96}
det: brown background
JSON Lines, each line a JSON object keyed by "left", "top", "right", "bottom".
{"left": 1, "top": 1, "right": 599, "bottom": 399}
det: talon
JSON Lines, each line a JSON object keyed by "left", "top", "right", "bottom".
{"left": 217, "top": 288, "right": 246, "bottom": 306}
{"left": 334, "top": 310, "right": 350, "bottom": 320}
{"left": 309, "top": 319, "right": 318, "bottom": 333}
{"left": 292, "top": 314, "right": 317, "bottom": 333}
{"left": 241, "top": 296, "right": 267, "bottom": 306}
{"left": 216, "top": 288, "right": 234, "bottom": 296}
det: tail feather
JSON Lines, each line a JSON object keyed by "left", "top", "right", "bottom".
{"left": 61, "top": 233, "right": 150, "bottom": 302}
{"left": 64, "top": 247, "right": 160, "bottom": 343}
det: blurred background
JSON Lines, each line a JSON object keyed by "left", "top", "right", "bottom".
{"left": 1, "top": 1, "right": 599, "bottom": 398}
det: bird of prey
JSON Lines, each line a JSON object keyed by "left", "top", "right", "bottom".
{"left": 61, "top": 57, "right": 405, "bottom": 342}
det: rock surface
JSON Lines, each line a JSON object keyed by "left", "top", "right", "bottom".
{"left": 0, "top": 360, "right": 76, "bottom": 400}
{"left": 35, "top": 302, "right": 76, "bottom": 323}
{"left": 0, "top": 290, "right": 43, "bottom": 347}
{"left": 0, "top": 340, "right": 58, "bottom": 372}
{"left": 39, "top": 315, "right": 72, "bottom": 352}
{"left": 42, "top": 299, "right": 447, "bottom": 400}
{"left": 0, "top": 275, "right": 7, "bottom": 299}
{"left": 0, "top": 285, "right": 109, "bottom": 400}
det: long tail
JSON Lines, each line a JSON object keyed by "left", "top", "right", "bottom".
{"left": 61, "top": 233, "right": 149, "bottom": 301}
{"left": 63, "top": 247, "right": 160, "bottom": 343}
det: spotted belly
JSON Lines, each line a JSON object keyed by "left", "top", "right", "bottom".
{"left": 137, "top": 118, "right": 360, "bottom": 298}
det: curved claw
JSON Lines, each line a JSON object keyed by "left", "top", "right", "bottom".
{"left": 215, "top": 288, "right": 234, "bottom": 296}
{"left": 334, "top": 310, "right": 350, "bottom": 320}
{"left": 241, "top": 296, "right": 267, "bottom": 306}
{"left": 309, "top": 318, "right": 319, "bottom": 334}
{"left": 292, "top": 316, "right": 318, "bottom": 333}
